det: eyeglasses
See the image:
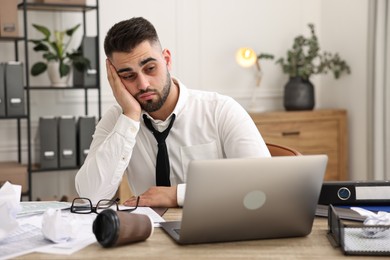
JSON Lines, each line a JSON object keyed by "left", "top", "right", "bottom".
{"left": 70, "top": 197, "right": 140, "bottom": 214}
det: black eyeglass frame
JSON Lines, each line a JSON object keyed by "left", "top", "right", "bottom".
{"left": 70, "top": 197, "right": 140, "bottom": 214}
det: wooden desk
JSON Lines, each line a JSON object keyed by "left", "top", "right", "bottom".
{"left": 19, "top": 208, "right": 379, "bottom": 259}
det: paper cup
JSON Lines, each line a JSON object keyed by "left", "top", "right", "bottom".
{"left": 93, "top": 209, "right": 154, "bottom": 247}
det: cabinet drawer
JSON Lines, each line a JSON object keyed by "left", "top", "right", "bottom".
{"left": 251, "top": 109, "right": 347, "bottom": 181}
{"left": 257, "top": 120, "right": 338, "bottom": 152}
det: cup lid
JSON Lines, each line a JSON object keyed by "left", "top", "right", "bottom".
{"left": 92, "top": 209, "right": 120, "bottom": 247}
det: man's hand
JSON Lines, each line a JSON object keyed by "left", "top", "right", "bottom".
{"left": 106, "top": 59, "right": 141, "bottom": 121}
{"left": 123, "top": 186, "right": 178, "bottom": 208}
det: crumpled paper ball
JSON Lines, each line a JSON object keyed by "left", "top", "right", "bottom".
{"left": 0, "top": 182, "right": 22, "bottom": 241}
{"left": 351, "top": 207, "right": 390, "bottom": 238}
{"left": 41, "top": 208, "right": 80, "bottom": 243}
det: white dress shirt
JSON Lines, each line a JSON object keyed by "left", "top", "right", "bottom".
{"left": 75, "top": 78, "right": 271, "bottom": 205}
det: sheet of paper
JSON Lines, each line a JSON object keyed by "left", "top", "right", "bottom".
{"left": 1, "top": 203, "right": 166, "bottom": 259}
{"left": 1, "top": 210, "right": 96, "bottom": 259}
{"left": 17, "top": 201, "right": 71, "bottom": 218}
{"left": 35, "top": 213, "right": 97, "bottom": 255}
{"left": 119, "top": 206, "right": 166, "bottom": 227}
{"left": 0, "top": 223, "right": 51, "bottom": 260}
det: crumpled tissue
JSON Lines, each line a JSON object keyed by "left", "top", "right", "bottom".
{"left": 0, "top": 181, "right": 22, "bottom": 241}
{"left": 41, "top": 208, "right": 80, "bottom": 243}
{"left": 351, "top": 207, "right": 390, "bottom": 238}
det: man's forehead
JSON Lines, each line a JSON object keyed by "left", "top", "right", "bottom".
{"left": 112, "top": 48, "right": 159, "bottom": 72}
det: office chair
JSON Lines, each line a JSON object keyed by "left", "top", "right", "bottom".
{"left": 266, "top": 143, "right": 301, "bottom": 156}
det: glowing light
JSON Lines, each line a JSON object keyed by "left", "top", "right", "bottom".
{"left": 236, "top": 47, "right": 257, "bottom": 68}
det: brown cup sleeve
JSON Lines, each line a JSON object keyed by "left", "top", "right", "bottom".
{"left": 114, "top": 212, "right": 154, "bottom": 246}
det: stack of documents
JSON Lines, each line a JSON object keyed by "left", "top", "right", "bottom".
{"left": 0, "top": 201, "right": 165, "bottom": 259}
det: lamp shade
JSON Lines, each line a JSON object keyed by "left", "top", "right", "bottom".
{"left": 236, "top": 47, "right": 257, "bottom": 68}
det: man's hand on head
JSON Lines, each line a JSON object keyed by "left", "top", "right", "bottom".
{"left": 106, "top": 59, "right": 141, "bottom": 121}
{"left": 124, "top": 186, "right": 178, "bottom": 208}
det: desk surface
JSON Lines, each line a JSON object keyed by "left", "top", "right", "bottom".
{"left": 20, "top": 208, "right": 378, "bottom": 259}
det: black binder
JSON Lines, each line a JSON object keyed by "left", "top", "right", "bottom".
{"left": 318, "top": 181, "right": 390, "bottom": 206}
{"left": 5, "top": 62, "right": 25, "bottom": 117}
{"left": 77, "top": 116, "right": 96, "bottom": 165}
{"left": 39, "top": 117, "right": 58, "bottom": 169}
{"left": 73, "top": 36, "right": 97, "bottom": 87}
{"left": 0, "top": 63, "right": 5, "bottom": 117}
{"left": 58, "top": 116, "right": 77, "bottom": 168}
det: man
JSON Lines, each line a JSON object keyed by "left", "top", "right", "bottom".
{"left": 75, "top": 17, "right": 270, "bottom": 208}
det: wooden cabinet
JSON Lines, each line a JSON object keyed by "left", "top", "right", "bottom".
{"left": 250, "top": 109, "right": 348, "bottom": 181}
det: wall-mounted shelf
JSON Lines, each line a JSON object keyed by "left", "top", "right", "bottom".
{"left": 17, "top": 2, "right": 97, "bottom": 12}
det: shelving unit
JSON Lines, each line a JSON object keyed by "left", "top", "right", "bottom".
{"left": 0, "top": 0, "right": 101, "bottom": 200}
{"left": 0, "top": 34, "right": 28, "bottom": 195}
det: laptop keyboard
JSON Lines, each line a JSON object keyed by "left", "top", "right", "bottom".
{"left": 174, "top": 228, "right": 181, "bottom": 235}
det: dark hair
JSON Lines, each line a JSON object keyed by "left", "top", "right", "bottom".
{"left": 104, "top": 17, "right": 160, "bottom": 58}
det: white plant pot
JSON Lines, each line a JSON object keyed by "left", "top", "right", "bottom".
{"left": 47, "top": 61, "right": 70, "bottom": 87}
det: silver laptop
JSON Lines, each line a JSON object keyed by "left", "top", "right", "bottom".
{"left": 160, "top": 155, "right": 328, "bottom": 244}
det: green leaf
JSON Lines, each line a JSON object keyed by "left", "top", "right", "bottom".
{"left": 59, "top": 62, "right": 70, "bottom": 77}
{"left": 32, "top": 24, "right": 51, "bottom": 39}
{"left": 257, "top": 53, "right": 274, "bottom": 60}
{"left": 66, "top": 24, "right": 81, "bottom": 37}
{"left": 31, "top": 62, "right": 47, "bottom": 76}
{"left": 43, "top": 52, "right": 57, "bottom": 61}
{"left": 33, "top": 43, "right": 49, "bottom": 52}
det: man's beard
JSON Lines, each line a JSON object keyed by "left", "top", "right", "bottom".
{"left": 137, "top": 71, "right": 171, "bottom": 112}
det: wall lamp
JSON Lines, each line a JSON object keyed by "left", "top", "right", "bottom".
{"left": 236, "top": 47, "right": 274, "bottom": 111}
{"left": 236, "top": 47, "right": 274, "bottom": 86}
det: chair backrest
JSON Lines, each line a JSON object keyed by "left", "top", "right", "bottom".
{"left": 266, "top": 143, "right": 301, "bottom": 156}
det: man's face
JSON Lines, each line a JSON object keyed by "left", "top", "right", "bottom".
{"left": 110, "top": 41, "right": 172, "bottom": 112}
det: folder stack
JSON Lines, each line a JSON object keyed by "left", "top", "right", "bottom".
{"left": 39, "top": 116, "right": 96, "bottom": 169}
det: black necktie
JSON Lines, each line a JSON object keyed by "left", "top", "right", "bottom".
{"left": 143, "top": 114, "right": 176, "bottom": 186}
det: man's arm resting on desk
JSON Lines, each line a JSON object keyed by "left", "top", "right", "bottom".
{"left": 123, "top": 184, "right": 185, "bottom": 207}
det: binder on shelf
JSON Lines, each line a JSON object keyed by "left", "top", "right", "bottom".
{"left": 318, "top": 181, "right": 390, "bottom": 206}
{"left": 73, "top": 36, "right": 98, "bottom": 87}
{"left": 0, "top": 63, "right": 5, "bottom": 117}
{"left": 5, "top": 62, "right": 25, "bottom": 117}
{"left": 58, "top": 116, "right": 77, "bottom": 168}
{"left": 0, "top": 0, "right": 19, "bottom": 37}
{"left": 77, "top": 116, "right": 96, "bottom": 165}
{"left": 39, "top": 117, "right": 58, "bottom": 169}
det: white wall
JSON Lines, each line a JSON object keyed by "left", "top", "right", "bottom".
{"left": 0, "top": 0, "right": 371, "bottom": 199}
{"left": 319, "top": 0, "right": 370, "bottom": 181}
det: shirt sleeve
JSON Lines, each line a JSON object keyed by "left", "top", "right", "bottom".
{"left": 217, "top": 97, "right": 271, "bottom": 158}
{"left": 75, "top": 105, "right": 140, "bottom": 203}
{"left": 177, "top": 183, "right": 186, "bottom": 207}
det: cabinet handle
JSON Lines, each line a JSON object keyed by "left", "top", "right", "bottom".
{"left": 282, "top": 131, "right": 300, "bottom": 136}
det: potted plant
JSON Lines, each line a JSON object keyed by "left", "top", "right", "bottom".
{"left": 275, "top": 23, "right": 351, "bottom": 110}
{"left": 30, "top": 23, "right": 90, "bottom": 87}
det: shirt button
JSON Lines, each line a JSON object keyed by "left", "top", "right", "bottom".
{"left": 129, "top": 127, "right": 137, "bottom": 134}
